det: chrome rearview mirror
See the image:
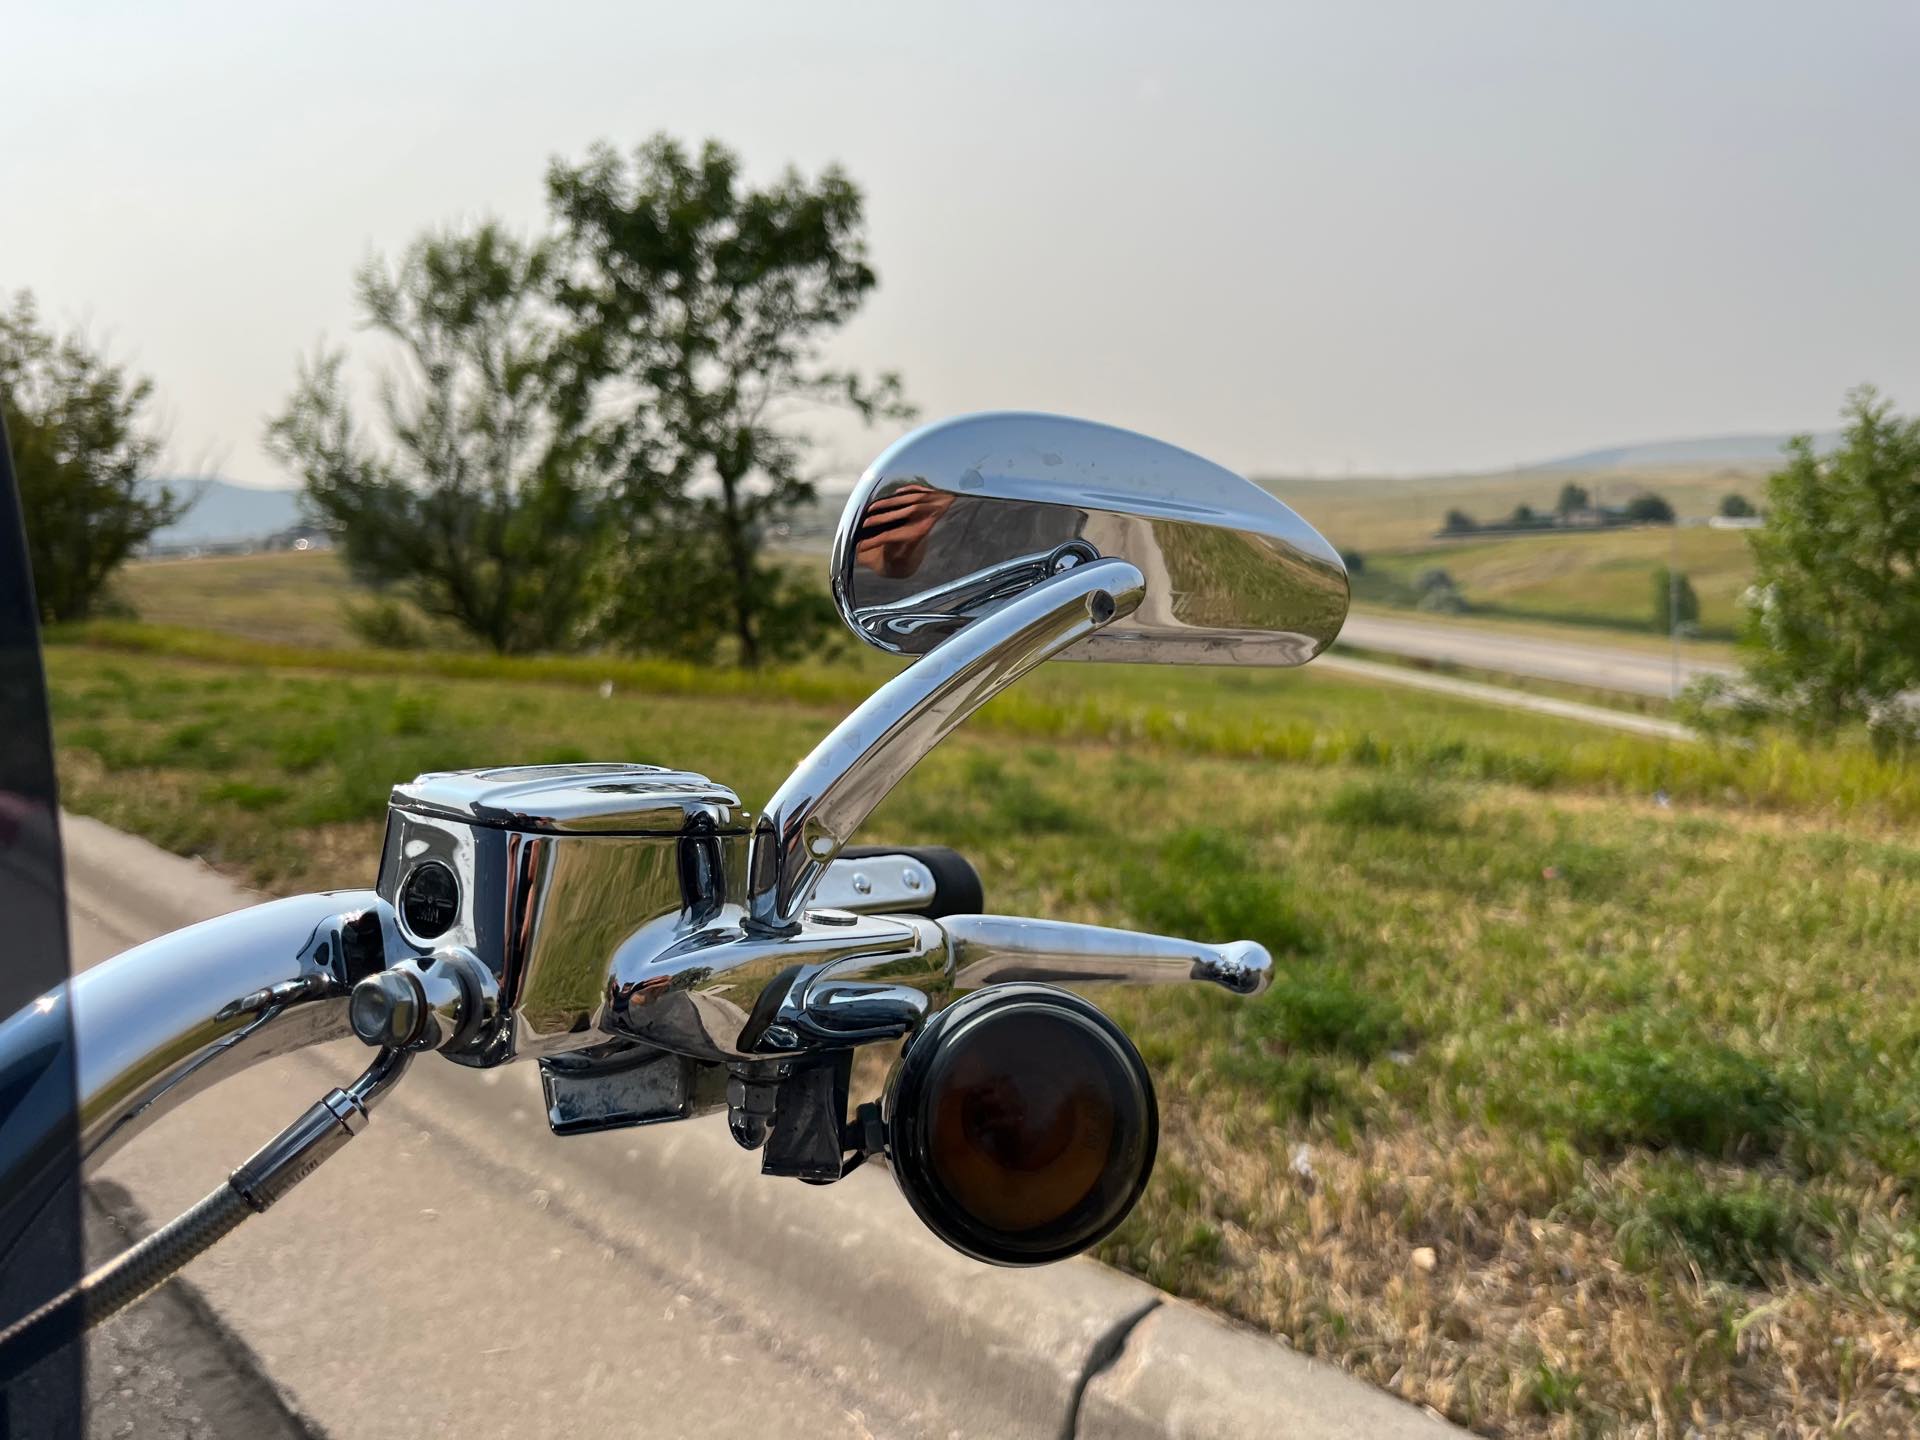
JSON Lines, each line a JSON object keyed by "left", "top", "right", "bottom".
{"left": 832, "top": 412, "right": 1349, "bottom": 665}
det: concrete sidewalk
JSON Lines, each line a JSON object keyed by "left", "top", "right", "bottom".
{"left": 65, "top": 813, "right": 1463, "bottom": 1439}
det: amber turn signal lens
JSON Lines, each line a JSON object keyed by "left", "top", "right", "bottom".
{"left": 885, "top": 984, "right": 1156, "bottom": 1266}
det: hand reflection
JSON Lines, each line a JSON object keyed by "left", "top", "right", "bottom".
{"left": 852, "top": 483, "right": 957, "bottom": 578}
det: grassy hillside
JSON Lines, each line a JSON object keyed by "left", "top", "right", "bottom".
{"left": 1259, "top": 465, "right": 1768, "bottom": 640}
{"left": 43, "top": 636, "right": 1920, "bottom": 1437}
{"left": 1262, "top": 463, "right": 1770, "bottom": 553}
{"left": 1355, "top": 526, "right": 1756, "bottom": 638}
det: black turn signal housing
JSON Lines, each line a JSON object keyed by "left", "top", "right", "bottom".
{"left": 884, "top": 984, "right": 1157, "bottom": 1266}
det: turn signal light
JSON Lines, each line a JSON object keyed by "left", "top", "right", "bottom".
{"left": 884, "top": 984, "right": 1157, "bottom": 1266}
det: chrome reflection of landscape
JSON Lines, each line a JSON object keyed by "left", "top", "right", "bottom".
{"left": 831, "top": 412, "right": 1351, "bottom": 665}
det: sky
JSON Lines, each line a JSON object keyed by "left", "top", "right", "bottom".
{"left": 4, "top": 2, "right": 1918, "bottom": 485}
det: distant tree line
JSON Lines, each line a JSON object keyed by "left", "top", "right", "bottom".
{"left": 1438, "top": 482, "right": 1697, "bottom": 536}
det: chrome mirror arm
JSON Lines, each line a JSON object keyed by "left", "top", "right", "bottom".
{"left": 744, "top": 557, "right": 1146, "bottom": 935}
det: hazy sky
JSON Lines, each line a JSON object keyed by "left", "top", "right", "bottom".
{"left": 5, "top": 2, "right": 1917, "bottom": 485}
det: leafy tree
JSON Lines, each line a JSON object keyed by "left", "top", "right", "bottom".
{"left": 1652, "top": 565, "right": 1699, "bottom": 634}
{"left": 1414, "top": 567, "right": 1465, "bottom": 613}
{"left": 1743, "top": 386, "right": 1920, "bottom": 729}
{"left": 1441, "top": 508, "right": 1477, "bottom": 534}
{"left": 1556, "top": 482, "right": 1591, "bottom": 515}
{"left": 547, "top": 136, "right": 912, "bottom": 665}
{"left": 0, "top": 292, "right": 184, "bottom": 620}
{"left": 1509, "top": 502, "right": 1537, "bottom": 525}
{"left": 1339, "top": 548, "right": 1365, "bottom": 574}
{"left": 1622, "top": 493, "right": 1675, "bottom": 523}
{"left": 266, "top": 224, "right": 611, "bottom": 654}
{"left": 1719, "top": 492, "right": 1756, "bottom": 518}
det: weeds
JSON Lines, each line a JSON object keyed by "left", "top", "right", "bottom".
{"left": 1120, "top": 827, "right": 1319, "bottom": 954}
{"left": 1324, "top": 775, "right": 1460, "bottom": 831}
{"left": 1534, "top": 1013, "right": 1803, "bottom": 1159}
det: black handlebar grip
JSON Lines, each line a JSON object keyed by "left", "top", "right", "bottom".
{"left": 836, "top": 846, "right": 984, "bottom": 919}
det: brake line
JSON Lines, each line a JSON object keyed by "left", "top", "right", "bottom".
{"left": 0, "top": 1048, "right": 410, "bottom": 1386}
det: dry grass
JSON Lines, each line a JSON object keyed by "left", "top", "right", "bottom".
{"left": 1116, "top": 1117, "right": 1920, "bottom": 1437}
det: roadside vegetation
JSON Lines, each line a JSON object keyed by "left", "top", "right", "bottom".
{"left": 43, "top": 638, "right": 1920, "bottom": 1436}
{"left": 53, "top": 610, "right": 1920, "bottom": 825}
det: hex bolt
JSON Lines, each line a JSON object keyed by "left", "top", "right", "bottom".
{"left": 349, "top": 970, "right": 425, "bottom": 1050}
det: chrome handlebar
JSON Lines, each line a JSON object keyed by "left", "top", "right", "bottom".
{"left": 6, "top": 884, "right": 1269, "bottom": 1189}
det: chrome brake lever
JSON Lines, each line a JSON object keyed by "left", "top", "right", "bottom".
{"left": 938, "top": 914, "right": 1272, "bottom": 997}
{"left": 755, "top": 910, "right": 1273, "bottom": 1057}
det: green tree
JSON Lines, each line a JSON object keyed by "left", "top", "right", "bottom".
{"left": 1652, "top": 565, "right": 1699, "bottom": 634}
{"left": 1441, "top": 508, "right": 1476, "bottom": 534}
{"left": 1743, "top": 386, "right": 1920, "bottom": 728}
{"left": 1415, "top": 567, "right": 1465, "bottom": 613}
{"left": 0, "top": 292, "right": 184, "bottom": 620}
{"left": 1556, "top": 482, "right": 1590, "bottom": 515}
{"left": 1719, "top": 492, "right": 1756, "bottom": 518}
{"left": 547, "top": 136, "right": 912, "bottom": 665}
{"left": 266, "top": 224, "right": 610, "bottom": 654}
{"left": 1622, "top": 493, "right": 1675, "bottom": 523}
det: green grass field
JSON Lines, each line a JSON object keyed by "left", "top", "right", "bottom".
{"left": 116, "top": 550, "right": 374, "bottom": 649}
{"left": 42, "top": 564, "right": 1920, "bottom": 1435}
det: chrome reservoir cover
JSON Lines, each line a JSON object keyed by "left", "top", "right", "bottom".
{"left": 377, "top": 763, "right": 748, "bottom": 1065}
{"left": 388, "top": 762, "right": 743, "bottom": 835}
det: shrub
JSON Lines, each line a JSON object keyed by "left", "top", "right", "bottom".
{"left": 1323, "top": 776, "right": 1459, "bottom": 831}
{"left": 1125, "top": 827, "right": 1318, "bottom": 954}
{"left": 1616, "top": 1167, "right": 1810, "bottom": 1285}
{"left": 344, "top": 596, "right": 436, "bottom": 650}
{"left": 1540, "top": 1016, "right": 1802, "bottom": 1159}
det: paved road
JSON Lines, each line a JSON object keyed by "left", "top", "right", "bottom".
{"left": 1337, "top": 613, "right": 1735, "bottom": 697}
{"left": 1315, "top": 654, "right": 1695, "bottom": 740}
{"left": 62, "top": 815, "right": 1459, "bottom": 1440}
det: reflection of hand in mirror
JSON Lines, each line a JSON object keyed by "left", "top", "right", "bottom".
{"left": 853, "top": 483, "right": 958, "bottom": 578}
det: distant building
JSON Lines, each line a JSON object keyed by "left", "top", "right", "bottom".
{"left": 1557, "top": 506, "right": 1610, "bottom": 528}
{"left": 264, "top": 523, "right": 334, "bottom": 552}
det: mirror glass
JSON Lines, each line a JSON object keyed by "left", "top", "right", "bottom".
{"left": 832, "top": 413, "right": 1349, "bottom": 664}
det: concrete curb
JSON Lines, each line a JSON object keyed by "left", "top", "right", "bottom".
{"left": 62, "top": 814, "right": 1465, "bottom": 1438}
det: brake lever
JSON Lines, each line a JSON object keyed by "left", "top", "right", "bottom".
{"left": 754, "top": 911, "right": 1272, "bottom": 1055}
{"left": 936, "top": 914, "right": 1272, "bottom": 997}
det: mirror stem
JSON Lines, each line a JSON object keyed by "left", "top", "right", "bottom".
{"left": 745, "top": 557, "right": 1146, "bottom": 935}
